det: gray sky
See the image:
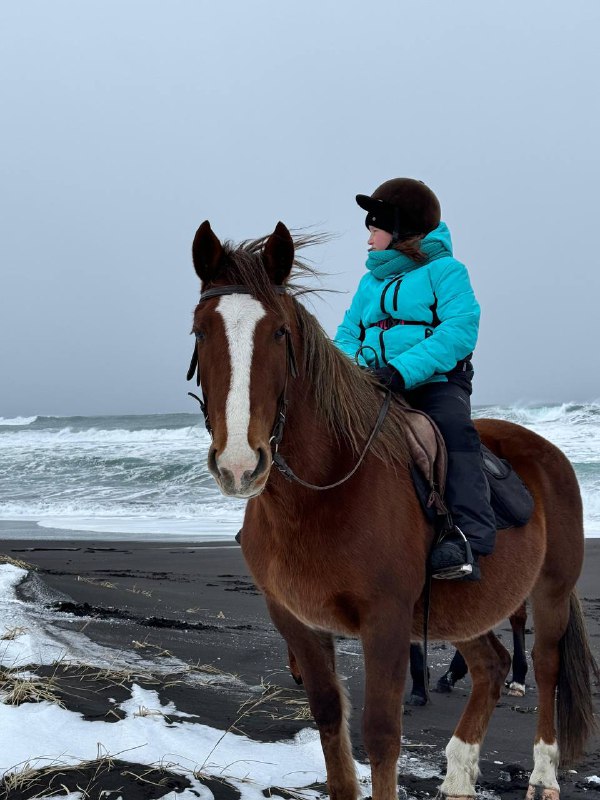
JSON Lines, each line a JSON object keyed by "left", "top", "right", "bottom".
{"left": 1, "top": 0, "right": 599, "bottom": 416}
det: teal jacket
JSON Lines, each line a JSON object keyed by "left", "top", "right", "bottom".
{"left": 334, "top": 222, "right": 480, "bottom": 390}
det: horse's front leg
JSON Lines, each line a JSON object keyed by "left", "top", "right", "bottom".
{"left": 266, "top": 598, "right": 359, "bottom": 800}
{"left": 361, "top": 606, "right": 412, "bottom": 800}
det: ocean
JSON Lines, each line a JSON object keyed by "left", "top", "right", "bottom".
{"left": 1, "top": 404, "right": 599, "bottom": 540}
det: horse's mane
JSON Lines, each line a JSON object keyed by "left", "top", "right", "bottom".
{"left": 217, "top": 234, "right": 411, "bottom": 466}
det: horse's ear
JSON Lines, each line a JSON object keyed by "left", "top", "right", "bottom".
{"left": 263, "top": 222, "right": 294, "bottom": 285}
{"left": 192, "top": 220, "right": 224, "bottom": 284}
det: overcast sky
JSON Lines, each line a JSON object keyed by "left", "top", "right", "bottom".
{"left": 1, "top": 0, "right": 599, "bottom": 416}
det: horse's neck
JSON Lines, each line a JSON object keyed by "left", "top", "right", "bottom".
{"left": 268, "top": 375, "right": 357, "bottom": 494}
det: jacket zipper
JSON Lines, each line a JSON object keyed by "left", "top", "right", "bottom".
{"left": 379, "top": 330, "right": 387, "bottom": 364}
{"left": 392, "top": 278, "right": 403, "bottom": 311}
{"left": 380, "top": 279, "right": 397, "bottom": 313}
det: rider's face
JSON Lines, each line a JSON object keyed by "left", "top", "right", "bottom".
{"left": 368, "top": 226, "right": 393, "bottom": 251}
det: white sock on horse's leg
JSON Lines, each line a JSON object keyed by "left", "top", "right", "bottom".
{"left": 439, "top": 735, "right": 480, "bottom": 798}
{"left": 526, "top": 740, "right": 560, "bottom": 799}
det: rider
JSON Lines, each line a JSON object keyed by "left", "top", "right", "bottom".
{"left": 334, "top": 178, "right": 496, "bottom": 581}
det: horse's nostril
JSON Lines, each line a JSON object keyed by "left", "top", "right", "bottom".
{"left": 251, "top": 446, "right": 269, "bottom": 479}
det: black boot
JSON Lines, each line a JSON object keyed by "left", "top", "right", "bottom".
{"left": 430, "top": 528, "right": 481, "bottom": 581}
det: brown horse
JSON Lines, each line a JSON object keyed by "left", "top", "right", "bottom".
{"left": 188, "top": 220, "right": 597, "bottom": 800}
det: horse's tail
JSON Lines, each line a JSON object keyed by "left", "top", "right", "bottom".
{"left": 557, "top": 591, "right": 600, "bottom": 765}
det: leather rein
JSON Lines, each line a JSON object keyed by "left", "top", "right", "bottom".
{"left": 187, "top": 285, "right": 391, "bottom": 491}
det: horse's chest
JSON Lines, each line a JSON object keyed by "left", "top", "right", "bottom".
{"left": 253, "top": 551, "right": 357, "bottom": 634}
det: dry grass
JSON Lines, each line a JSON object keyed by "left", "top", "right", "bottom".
{"left": 131, "top": 638, "right": 174, "bottom": 658}
{"left": 0, "top": 554, "right": 35, "bottom": 570}
{"left": 80, "top": 663, "right": 158, "bottom": 688}
{"left": 1, "top": 626, "right": 28, "bottom": 641}
{"left": 0, "top": 666, "right": 64, "bottom": 707}
{"left": 236, "top": 679, "right": 312, "bottom": 722}
{"left": 1, "top": 750, "right": 193, "bottom": 799}
{"left": 126, "top": 583, "right": 153, "bottom": 597}
{"left": 76, "top": 575, "right": 116, "bottom": 590}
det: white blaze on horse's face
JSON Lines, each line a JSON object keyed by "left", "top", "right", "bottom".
{"left": 213, "top": 294, "right": 266, "bottom": 496}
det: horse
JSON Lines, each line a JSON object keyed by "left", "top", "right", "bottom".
{"left": 187, "top": 220, "right": 598, "bottom": 800}
{"left": 407, "top": 602, "right": 529, "bottom": 705}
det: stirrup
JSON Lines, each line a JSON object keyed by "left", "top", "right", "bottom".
{"left": 432, "top": 562, "right": 473, "bottom": 580}
{"left": 431, "top": 526, "right": 474, "bottom": 581}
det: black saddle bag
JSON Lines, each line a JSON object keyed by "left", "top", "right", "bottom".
{"left": 481, "top": 445, "right": 534, "bottom": 529}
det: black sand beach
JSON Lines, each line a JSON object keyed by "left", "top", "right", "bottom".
{"left": 1, "top": 527, "right": 599, "bottom": 799}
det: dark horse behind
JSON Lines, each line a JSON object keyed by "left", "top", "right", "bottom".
{"left": 187, "top": 220, "right": 598, "bottom": 800}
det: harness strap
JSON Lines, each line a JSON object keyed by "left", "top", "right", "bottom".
{"left": 272, "top": 391, "right": 392, "bottom": 490}
{"left": 369, "top": 318, "right": 432, "bottom": 330}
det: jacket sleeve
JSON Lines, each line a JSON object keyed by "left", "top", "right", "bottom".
{"left": 388, "top": 260, "right": 480, "bottom": 389}
{"left": 333, "top": 276, "right": 367, "bottom": 360}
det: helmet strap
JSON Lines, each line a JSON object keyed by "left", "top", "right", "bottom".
{"left": 387, "top": 207, "right": 403, "bottom": 249}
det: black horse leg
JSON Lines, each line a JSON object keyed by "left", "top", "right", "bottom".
{"left": 406, "top": 643, "right": 429, "bottom": 706}
{"left": 507, "top": 602, "right": 528, "bottom": 695}
{"left": 436, "top": 648, "right": 469, "bottom": 692}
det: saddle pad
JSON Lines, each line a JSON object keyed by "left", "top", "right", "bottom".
{"left": 402, "top": 403, "right": 535, "bottom": 531}
{"left": 480, "top": 444, "right": 534, "bottom": 529}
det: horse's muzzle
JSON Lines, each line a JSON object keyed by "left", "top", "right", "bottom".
{"left": 208, "top": 445, "right": 271, "bottom": 497}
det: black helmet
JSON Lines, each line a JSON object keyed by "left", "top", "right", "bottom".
{"left": 356, "top": 178, "right": 441, "bottom": 243}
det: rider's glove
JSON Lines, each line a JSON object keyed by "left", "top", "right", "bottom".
{"left": 369, "top": 365, "right": 405, "bottom": 393}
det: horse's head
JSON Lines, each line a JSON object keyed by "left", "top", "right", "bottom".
{"left": 189, "top": 221, "right": 296, "bottom": 498}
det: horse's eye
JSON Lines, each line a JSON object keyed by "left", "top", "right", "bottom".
{"left": 195, "top": 331, "right": 206, "bottom": 342}
{"left": 274, "top": 326, "right": 287, "bottom": 340}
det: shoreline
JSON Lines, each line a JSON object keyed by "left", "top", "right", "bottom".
{"left": 2, "top": 517, "right": 600, "bottom": 543}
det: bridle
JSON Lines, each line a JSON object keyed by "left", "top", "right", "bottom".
{"left": 187, "top": 284, "right": 391, "bottom": 491}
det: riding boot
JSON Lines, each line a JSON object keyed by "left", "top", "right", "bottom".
{"left": 444, "top": 449, "right": 497, "bottom": 557}
{"left": 430, "top": 448, "right": 496, "bottom": 580}
{"left": 403, "top": 379, "right": 496, "bottom": 581}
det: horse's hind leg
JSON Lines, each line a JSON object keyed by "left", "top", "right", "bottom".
{"left": 437, "top": 648, "right": 469, "bottom": 693}
{"left": 525, "top": 589, "right": 571, "bottom": 800}
{"left": 407, "top": 643, "right": 428, "bottom": 705}
{"left": 507, "top": 601, "right": 528, "bottom": 696}
{"left": 266, "top": 598, "right": 359, "bottom": 800}
{"left": 439, "top": 632, "right": 511, "bottom": 799}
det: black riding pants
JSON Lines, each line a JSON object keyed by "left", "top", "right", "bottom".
{"left": 404, "top": 379, "right": 496, "bottom": 556}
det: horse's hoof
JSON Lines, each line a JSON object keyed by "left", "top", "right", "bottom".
{"left": 435, "top": 674, "right": 455, "bottom": 693}
{"left": 507, "top": 681, "right": 526, "bottom": 697}
{"left": 406, "top": 691, "right": 428, "bottom": 706}
{"left": 525, "top": 786, "right": 559, "bottom": 800}
{"left": 436, "top": 795, "right": 474, "bottom": 799}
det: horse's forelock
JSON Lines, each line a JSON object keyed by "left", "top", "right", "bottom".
{"left": 209, "top": 233, "right": 326, "bottom": 307}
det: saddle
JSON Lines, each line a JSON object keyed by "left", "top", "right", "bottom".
{"left": 398, "top": 398, "right": 534, "bottom": 531}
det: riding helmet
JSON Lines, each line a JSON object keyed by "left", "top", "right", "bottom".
{"left": 356, "top": 178, "right": 441, "bottom": 242}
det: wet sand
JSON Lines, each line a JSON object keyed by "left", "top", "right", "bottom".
{"left": 1, "top": 527, "right": 599, "bottom": 799}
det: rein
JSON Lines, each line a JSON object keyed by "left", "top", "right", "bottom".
{"left": 187, "top": 284, "right": 391, "bottom": 491}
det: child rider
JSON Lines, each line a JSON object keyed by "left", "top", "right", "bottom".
{"left": 335, "top": 178, "right": 496, "bottom": 581}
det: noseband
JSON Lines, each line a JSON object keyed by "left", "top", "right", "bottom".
{"left": 187, "top": 284, "right": 390, "bottom": 491}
